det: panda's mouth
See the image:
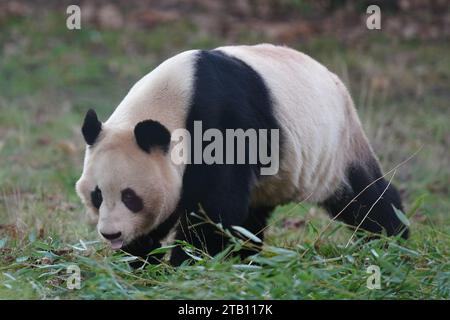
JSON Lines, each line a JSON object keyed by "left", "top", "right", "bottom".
{"left": 110, "top": 239, "right": 124, "bottom": 250}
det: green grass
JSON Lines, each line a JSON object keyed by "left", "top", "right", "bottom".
{"left": 0, "top": 14, "right": 449, "bottom": 299}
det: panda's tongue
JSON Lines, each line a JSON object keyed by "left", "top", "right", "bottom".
{"left": 110, "top": 239, "right": 124, "bottom": 250}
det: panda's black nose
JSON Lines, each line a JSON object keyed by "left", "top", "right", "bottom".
{"left": 101, "top": 231, "right": 122, "bottom": 240}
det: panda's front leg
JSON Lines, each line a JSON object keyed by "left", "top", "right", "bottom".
{"left": 169, "top": 198, "right": 254, "bottom": 266}
{"left": 169, "top": 163, "right": 257, "bottom": 266}
{"left": 169, "top": 206, "right": 273, "bottom": 266}
{"left": 169, "top": 211, "right": 229, "bottom": 266}
{"left": 121, "top": 234, "right": 165, "bottom": 268}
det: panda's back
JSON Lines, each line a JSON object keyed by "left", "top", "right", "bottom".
{"left": 216, "top": 44, "right": 365, "bottom": 203}
{"left": 105, "top": 49, "right": 199, "bottom": 132}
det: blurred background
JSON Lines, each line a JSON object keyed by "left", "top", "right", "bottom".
{"left": 0, "top": 0, "right": 449, "bottom": 294}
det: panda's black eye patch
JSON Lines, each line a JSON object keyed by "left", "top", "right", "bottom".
{"left": 90, "top": 186, "right": 103, "bottom": 210}
{"left": 121, "top": 188, "right": 143, "bottom": 213}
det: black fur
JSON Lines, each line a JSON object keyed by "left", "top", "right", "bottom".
{"left": 82, "top": 109, "right": 102, "bottom": 145}
{"left": 134, "top": 120, "right": 171, "bottom": 153}
{"left": 121, "top": 188, "right": 144, "bottom": 213}
{"left": 90, "top": 186, "right": 102, "bottom": 210}
{"left": 322, "top": 158, "right": 409, "bottom": 239}
{"left": 170, "top": 50, "right": 281, "bottom": 265}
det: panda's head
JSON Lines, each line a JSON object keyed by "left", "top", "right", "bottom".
{"left": 75, "top": 109, "right": 181, "bottom": 250}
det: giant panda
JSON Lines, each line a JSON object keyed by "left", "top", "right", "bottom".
{"left": 76, "top": 44, "right": 409, "bottom": 266}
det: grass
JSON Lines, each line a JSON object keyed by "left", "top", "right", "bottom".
{"left": 0, "top": 14, "right": 449, "bottom": 299}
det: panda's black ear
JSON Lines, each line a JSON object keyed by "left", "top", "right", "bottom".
{"left": 82, "top": 109, "right": 102, "bottom": 145}
{"left": 134, "top": 120, "right": 171, "bottom": 153}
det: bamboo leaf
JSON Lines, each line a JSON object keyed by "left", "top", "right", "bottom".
{"left": 392, "top": 205, "right": 411, "bottom": 227}
{"left": 231, "top": 226, "right": 262, "bottom": 243}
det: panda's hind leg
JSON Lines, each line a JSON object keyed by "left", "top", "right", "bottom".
{"left": 321, "top": 159, "right": 409, "bottom": 239}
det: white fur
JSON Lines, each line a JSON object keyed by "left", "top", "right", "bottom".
{"left": 105, "top": 50, "right": 197, "bottom": 132}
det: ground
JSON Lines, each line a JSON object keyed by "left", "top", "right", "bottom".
{"left": 0, "top": 8, "right": 449, "bottom": 299}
